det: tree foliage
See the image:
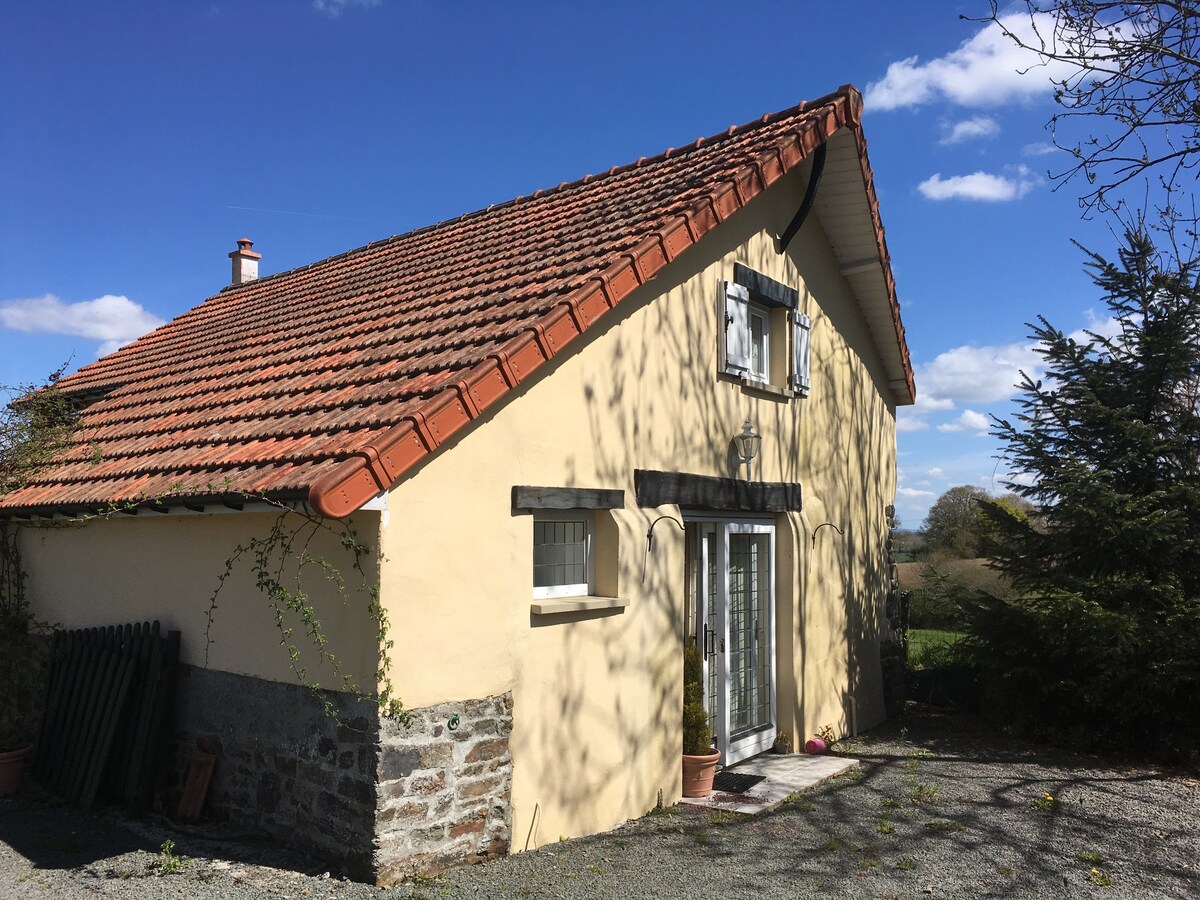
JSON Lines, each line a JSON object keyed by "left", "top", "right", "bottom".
{"left": 1, "top": 368, "right": 76, "bottom": 632}
{"left": 975, "top": 1, "right": 1200, "bottom": 217}
{"left": 970, "top": 230, "right": 1200, "bottom": 754}
{"left": 0, "top": 368, "right": 76, "bottom": 499}
{"left": 921, "top": 485, "right": 991, "bottom": 558}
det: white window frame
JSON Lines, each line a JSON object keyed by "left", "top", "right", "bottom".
{"left": 532, "top": 510, "right": 594, "bottom": 599}
{"left": 748, "top": 307, "right": 770, "bottom": 382}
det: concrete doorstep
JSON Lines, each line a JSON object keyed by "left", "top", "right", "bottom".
{"left": 679, "top": 753, "right": 859, "bottom": 815}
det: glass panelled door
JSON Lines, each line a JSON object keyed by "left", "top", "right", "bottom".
{"left": 691, "top": 520, "right": 776, "bottom": 765}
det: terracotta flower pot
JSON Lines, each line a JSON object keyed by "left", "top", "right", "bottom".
{"left": 681, "top": 748, "right": 721, "bottom": 797}
{"left": 0, "top": 745, "right": 32, "bottom": 797}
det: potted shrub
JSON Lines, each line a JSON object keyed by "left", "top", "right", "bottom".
{"left": 0, "top": 718, "right": 34, "bottom": 797}
{"left": 681, "top": 641, "right": 720, "bottom": 797}
{"left": 0, "top": 524, "right": 43, "bottom": 797}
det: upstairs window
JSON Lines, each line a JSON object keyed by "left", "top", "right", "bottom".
{"left": 722, "top": 265, "right": 811, "bottom": 397}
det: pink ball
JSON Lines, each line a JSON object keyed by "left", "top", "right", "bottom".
{"left": 805, "top": 738, "right": 827, "bottom": 755}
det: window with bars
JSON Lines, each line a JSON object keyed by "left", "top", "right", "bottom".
{"left": 532, "top": 512, "right": 593, "bottom": 599}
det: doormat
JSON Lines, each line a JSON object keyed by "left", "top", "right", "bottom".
{"left": 712, "top": 771, "right": 766, "bottom": 793}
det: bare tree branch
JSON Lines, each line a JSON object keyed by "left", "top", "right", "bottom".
{"left": 970, "top": 1, "right": 1200, "bottom": 220}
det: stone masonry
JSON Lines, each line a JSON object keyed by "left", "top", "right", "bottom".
{"left": 171, "top": 665, "right": 381, "bottom": 878}
{"left": 171, "top": 666, "right": 512, "bottom": 885}
{"left": 374, "top": 693, "right": 513, "bottom": 887}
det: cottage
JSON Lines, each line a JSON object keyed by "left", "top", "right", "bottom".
{"left": 0, "top": 85, "right": 914, "bottom": 883}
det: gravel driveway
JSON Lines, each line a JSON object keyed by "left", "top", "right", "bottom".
{"left": 2, "top": 707, "right": 1196, "bottom": 899}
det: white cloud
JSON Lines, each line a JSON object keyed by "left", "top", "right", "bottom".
{"left": 1068, "top": 307, "right": 1125, "bottom": 344}
{"left": 896, "top": 414, "right": 930, "bottom": 433}
{"left": 918, "top": 164, "right": 1038, "bottom": 201}
{"left": 312, "top": 0, "right": 381, "bottom": 16}
{"left": 937, "top": 409, "right": 992, "bottom": 435}
{"left": 917, "top": 341, "right": 1042, "bottom": 407}
{"left": 914, "top": 393, "right": 954, "bottom": 413}
{"left": 865, "top": 13, "right": 1072, "bottom": 111}
{"left": 1022, "top": 141, "right": 1057, "bottom": 156}
{"left": 940, "top": 116, "right": 1000, "bottom": 145}
{"left": 897, "top": 486, "right": 936, "bottom": 499}
{"left": 0, "top": 293, "right": 163, "bottom": 354}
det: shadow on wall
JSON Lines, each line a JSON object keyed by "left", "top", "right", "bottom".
{"left": 508, "top": 160, "right": 896, "bottom": 842}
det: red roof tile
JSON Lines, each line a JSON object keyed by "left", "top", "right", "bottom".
{"left": 0, "top": 86, "right": 913, "bottom": 519}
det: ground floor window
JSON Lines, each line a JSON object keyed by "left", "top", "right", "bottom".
{"left": 533, "top": 512, "right": 592, "bottom": 598}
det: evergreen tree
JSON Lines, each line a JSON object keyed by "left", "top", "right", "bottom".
{"left": 971, "top": 231, "right": 1200, "bottom": 754}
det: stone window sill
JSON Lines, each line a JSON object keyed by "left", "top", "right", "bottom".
{"left": 737, "top": 377, "right": 794, "bottom": 399}
{"left": 530, "top": 596, "right": 628, "bottom": 616}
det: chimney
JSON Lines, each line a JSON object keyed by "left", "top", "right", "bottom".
{"left": 229, "top": 238, "right": 262, "bottom": 285}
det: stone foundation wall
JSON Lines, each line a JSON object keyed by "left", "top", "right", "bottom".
{"left": 170, "top": 667, "right": 513, "bottom": 885}
{"left": 374, "top": 693, "right": 513, "bottom": 886}
{"left": 170, "top": 665, "right": 380, "bottom": 878}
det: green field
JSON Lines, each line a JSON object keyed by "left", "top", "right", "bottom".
{"left": 907, "top": 628, "right": 965, "bottom": 668}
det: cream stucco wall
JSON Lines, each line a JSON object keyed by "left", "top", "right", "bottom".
{"left": 19, "top": 508, "right": 383, "bottom": 688}
{"left": 378, "top": 154, "right": 898, "bottom": 849}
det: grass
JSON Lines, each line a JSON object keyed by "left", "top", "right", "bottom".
{"left": 907, "top": 629, "right": 966, "bottom": 668}
{"left": 924, "top": 819, "right": 966, "bottom": 833}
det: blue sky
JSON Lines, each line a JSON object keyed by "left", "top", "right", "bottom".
{"left": 1, "top": 1, "right": 1125, "bottom": 527}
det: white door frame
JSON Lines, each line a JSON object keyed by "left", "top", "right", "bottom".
{"left": 689, "top": 516, "right": 777, "bottom": 766}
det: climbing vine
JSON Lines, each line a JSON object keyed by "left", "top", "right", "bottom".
{"left": 2, "top": 369, "right": 405, "bottom": 721}
{"left": 204, "top": 502, "right": 407, "bottom": 722}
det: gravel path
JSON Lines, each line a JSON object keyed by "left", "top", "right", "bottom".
{"left": 2, "top": 707, "right": 1196, "bottom": 899}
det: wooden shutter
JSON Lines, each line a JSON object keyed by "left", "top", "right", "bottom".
{"left": 790, "top": 311, "right": 812, "bottom": 395}
{"left": 723, "top": 282, "right": 751, "bottom": 373}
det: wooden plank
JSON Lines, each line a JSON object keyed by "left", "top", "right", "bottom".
{"left": 33, "top": 631, "right": 69, "bottom": 778}
{"left": 733, "top": 263, "right": 799, "bottom": 309}
{"left": 81, "top": 653, "right": 134, "bottom": 808}
{"left": 511, "top": 486, "right": 624, "bottom": 511}
{"left": 52, "top": 635, "right": 100, "bottom": 792}
{"left": 43, "top": 630, "right": 84, "bottom": 783}
{"left": 137, "top": 629, "right": 180, "bottom": 811}
{"left": 65, "top": 642, "right": 117, "bottom": 803}
{"left": 123, "top": 622, "right": 161, "bottom": 805}
{"left": 177, "top": 749, "right": 216, "bottom": 820}
{"left": 103, "top": 623, "right": 139, "bottom": 798}
{"left": 634, "top": 469, "right": 802, "bottom": 512}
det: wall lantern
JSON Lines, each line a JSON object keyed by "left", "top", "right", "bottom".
{"left": 733, "top": 419, "right": 762, "bottom": 481}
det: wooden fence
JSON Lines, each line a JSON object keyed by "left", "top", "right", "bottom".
{"left": 33, "top": 621, "right": 180, "bottom": 809}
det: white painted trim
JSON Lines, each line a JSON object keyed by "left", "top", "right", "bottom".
{"left": 359, "top": 493, "right": 388, "bottom": 512}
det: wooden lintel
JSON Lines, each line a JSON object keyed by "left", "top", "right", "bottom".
{"left": 512, "top": 485, "right": 625, "bottom": 512}
{"left": 634, "top": 469, "right": 801, "bottom": 512}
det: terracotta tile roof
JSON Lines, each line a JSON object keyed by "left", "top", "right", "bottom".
{"left": 0, "top": 85, "right": 913, "bottom": 519}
